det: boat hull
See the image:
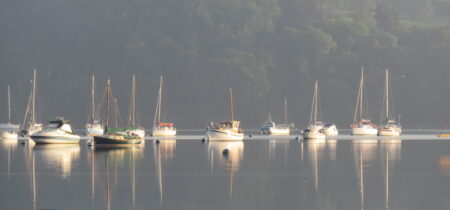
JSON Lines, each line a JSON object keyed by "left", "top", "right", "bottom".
{"left": 152, "top": 129, "right": 176, "bottom": 137}
{"left": 31, "top": 136, "right": 80, "bottom": 144}
{"left": 85, "top": 127, "right": 104, "bottom": 136}
{"left": 379, "top": 129, "right": 401, "bottom": 136}
{"left": 1, "top": 131, "right": 18, "bottom": 139}
{"left": 93, "top": 136, "right": 142, "bottom": 146}
{"left": 261, "top": 128, "right": 290, "bottom": 135}
{"left": 351, "top": 127, "right": 378, "bottom": 136}
{"left": 302, "top": 132, "right": 326, "bottom": 140}
{"left": 206, "top": 129, "right": 244, "bottom": 141}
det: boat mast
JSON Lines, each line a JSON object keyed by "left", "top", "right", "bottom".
{"left": 31, "top": 69, "right": 36, "bottom": 125}
{"left": 284, "top": 97, "right": 288, "bottom": 124}
{"left": 7, "top": 85, "right": 11, "bottom": 124}
{"left": 105, "top": 79, "right": 111, "bottom": 131}
{"left": 230, "top": 88, "right": 234, "bottom": 121}
{"left": 153, "top": 76, "right": 163, "bottom": 128}
{"left": 354, "top": 67, "right": 364, "bottom": 123}
{"left": 385, "top": 69, "right": 389, "bottom": 120}
{"left": 129, "top": 75, "right": 136, "bottom": 127}
{"left": 91, "top": 75, "right": 95, "bottom": 122}
{"left": 309, "top": 81, "right": 319, "bottom": 125}
{"left": 360, "top": 68, "right": 364, "bottom": 121}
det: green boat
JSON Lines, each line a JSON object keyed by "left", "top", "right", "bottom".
{"left": 92, "top": 79, "right": 144, "bottom": 147}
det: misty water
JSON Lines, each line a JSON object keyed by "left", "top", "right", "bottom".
{"left": 1, "top": 133, "right": 450, "bottom": 210}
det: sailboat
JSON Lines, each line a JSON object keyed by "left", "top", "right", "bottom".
{"left": 260, "top": 98, "right": 290, "bottom": 135}
{"left": 351, "top": 68, "right": 377, "bottom": 136}
{"left": 125, "top": 75, "right": 145, "bottom": 138}
{"left": 206, "top": 88, "right": 244, "bottom": 141}
{"left": 152, "top": 76, "right": 176, "bottom": 137}
{"left": 21, "top": 69, "right": 43, "bottom": 137}
{"left": 93, "top": 79, "right": 143, "bottom": 147}
{"left": 85, "top": 75, "right": 104, "bottom": 136}
{"left": 0, "top": 85, "right": 20, "bottom": 139}
{"left": 303, "top": 81, "right": 326, "bottom": 140}
{"left": 378, "top": 69, "right": 402, "bottom": 136}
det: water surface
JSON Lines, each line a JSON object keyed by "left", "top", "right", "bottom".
{"left": 1, "top": 136, "right": 450, "bottom": 210}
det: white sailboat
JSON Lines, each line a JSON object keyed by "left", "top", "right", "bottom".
{"left": 260, "top": 98, "right": 290, "bottom": 135}
{"left": 0, "top": 85, "right": 20, "bottom": 139}
{"left": 152, "top": 76, "right": 176, "bottom": 137}
{"left": 351, "top": 68, "right": 377, "bottom": 136}
{"left": 378, "top": 69, "right": 402, "bottom": 136}
{"left": 206, "top": 88, "right": 244, "bottom": 141}
{"left": 303, "top": 81, "right": 326, "bottom": 140}
{"left": 85, "top": 75, "right": 104, "bottom": 136}
{"left": 126, "top": 74, "right": 145, "bottom": 138}
{"left": 21, "top": 69, "right": 43, "bottom": 137}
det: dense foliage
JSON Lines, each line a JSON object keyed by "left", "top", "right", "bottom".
{"left": 1, "top": 0, "right": 450, "bottom": 129}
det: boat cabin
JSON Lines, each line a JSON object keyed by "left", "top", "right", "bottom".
{"left": 47, "top": 118, "right": 74, "bottom": 134}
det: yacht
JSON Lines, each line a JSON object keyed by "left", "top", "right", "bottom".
{"left": 21, "top": 69, "right": 43, "bottom": 136}
{"left": 0, "top": 85, "right": 19, "bottom": 139}
{"left": 260, "top": 99, "right": 290, "bottom": 135}
{"left": 303, "top": 81, "right": 326, "bottom": 140}
{"left": 378, "top": 69, "right": 402, "bottom": 136}
{"left": 30, "top": 118, "right": 80, "bottom": 144}
{"left": 126, "top": 75, "right": 145, "bottom": 138}
{"left": 351, "top": 68, "right": 377, "bottom": 136}
{"left": 85, "top": 75, "right": 104, "bottom": 136}
{"left": 152, "top": 76, "right": 176, "bottom": 136}
{"left": 206, "top": 89, "right": 244, "bottom": 141}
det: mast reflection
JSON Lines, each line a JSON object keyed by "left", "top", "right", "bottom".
{"left": 304, "top": 139, "right": 325, "bottom": 192}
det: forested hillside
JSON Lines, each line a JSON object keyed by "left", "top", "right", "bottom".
{"left": 1, "top": 0, "right": 450, "bottom": 129}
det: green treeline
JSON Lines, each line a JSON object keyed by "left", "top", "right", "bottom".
{"left": 1, "top": 0, "right": 450, "bottom": 128}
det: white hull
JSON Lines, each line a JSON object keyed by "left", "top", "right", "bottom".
{"left": 323, "top": 129, "right": 338, "bottom": 136}
{"left": 379, "top": 129, "right": 401, "bottom": 136}
{"left": 85, "top": 127, "right": 104, "bottom": 136}
{"left": 352, "top": 127, "right": 378, "bottom": 136}
{"left": 128, "top": 129, "right": 146, "bottom": 138}
{"left": 31, "top": 130, "right": 80, "bottom": 144}
{"left": 1, "top": 131, "right": 18, "bottom": 139}
{"left": 261, "top": 127, "right": 290, "bottom": 135}
{"left": 303, "top": 132, "right": 326, "bottom": 140}
{"left": 206, "top": 129, "right": 244, "bottom": 141}
{"left": 152, "top": 128, "right": 176, "bottom": 137}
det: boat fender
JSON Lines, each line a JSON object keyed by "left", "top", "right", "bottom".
{"left": 223, "top": 148, "right": 230, "bottom": 155}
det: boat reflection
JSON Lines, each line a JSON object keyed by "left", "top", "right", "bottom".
{"left": 268, "top": 139, "right": 289, "bottom": 162}
{"left": 208, "top": 141, "right": 244, "bottom": 172}
{"left": 304, "top": 139, "right": 326, "bottom": 192}
{"left": 157, "top": 139, "right": 177, "bottom": 161}
{"left": 208, "top": 141, "right": 244, "bottom": 199}
{"left": 33, "top": 144, "right": 80, "bottom": 179}
{"left": 92, "top": 147, "right": 143, "bottom": 210}
{"left": 380, "top": 139, "right": 402, "bottom": 210}
{"left": 1, "top": 139, "right": 17, "bottom": 180}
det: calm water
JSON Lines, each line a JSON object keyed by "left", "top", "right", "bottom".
{"left": 1, "top": 136, "right": 450, "bottom": 210}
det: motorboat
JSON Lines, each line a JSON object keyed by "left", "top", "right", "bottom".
{"left": 260, "top": 120, "right": 290, "bottom": 135}
{"left": 206, "top": 121, "right": 244, "bottom": 141}
{"left": 31, "top": 118, "right": 80, "bottom": 144}
{"left": 206, "top": 89, "right": 244, "bottom": 141}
